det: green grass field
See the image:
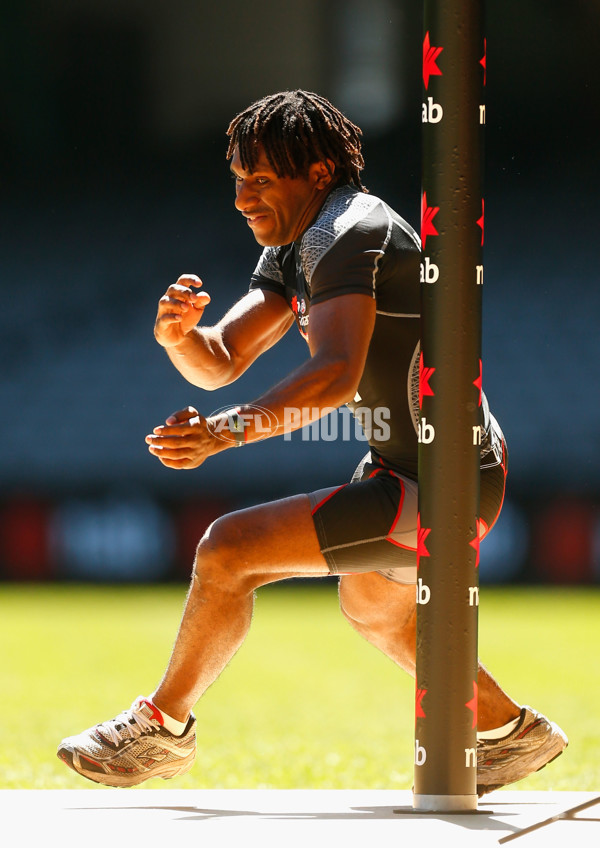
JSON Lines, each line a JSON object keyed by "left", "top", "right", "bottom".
{"left": 1, "top": 582, "right": 598, "bottom": 791}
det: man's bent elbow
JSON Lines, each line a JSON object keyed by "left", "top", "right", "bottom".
{"left": 188, "top": 371, "right": 234, "bottom": 391}
{"left": 323, "top": 361, "right": 362, "bottom": 407}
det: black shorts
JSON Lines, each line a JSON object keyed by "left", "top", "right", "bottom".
{"left": 309, "top": 443, "right": 508, "bottom": 585}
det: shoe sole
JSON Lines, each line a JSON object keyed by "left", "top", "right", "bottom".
{"left": 477, "top": 723, "right": 568, "bottom": 797}
{"left": 57, "top": 747, "right": 196, "bottom": 788}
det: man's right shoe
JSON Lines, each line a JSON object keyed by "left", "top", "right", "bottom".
{"left": 57, "top": 696, "right": 196, "bottom": 787}
{"left": 477, "top": 705, "right": 568, "bottom": 796}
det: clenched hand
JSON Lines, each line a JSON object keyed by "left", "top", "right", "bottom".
{"left": 154, "top": 275, "right": 211, "bottom": 348}
{"left": 145, "top": 406, "right": 226, "bottom": 469}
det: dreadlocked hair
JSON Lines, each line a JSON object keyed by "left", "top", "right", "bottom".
{"left": 226, "top": 90, "right": 367, "bottom": 192}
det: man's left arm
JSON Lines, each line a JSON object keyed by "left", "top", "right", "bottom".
{"left": 243, "top": 292, "right": 376, "bottom": 433}
{"left": 146, "top": 293, "right": 375, "bottom": 469}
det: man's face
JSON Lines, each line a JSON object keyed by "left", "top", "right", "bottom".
{"left": 230, "top": 146, "right": 334, "bottom": 247}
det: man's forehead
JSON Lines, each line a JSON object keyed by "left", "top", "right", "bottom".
{"left": 230, "top": 144, "right": 275, "bottom": 175}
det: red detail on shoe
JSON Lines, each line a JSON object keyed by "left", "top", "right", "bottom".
{"left": 484, "top": 748, "right": 510, "bottom": 766}
{"left": 80, "top": 754, "right": 102, "bottom": 769}
{"left": 517, "top": 718, "right": 543, "bottom": 740}
{"left": 108, "top": 763, "right": 136, "bottom": 774}
{"left": 94, "top": 730, "right": 113, "bottom": 747}
{"left": 140, "top": 699, "right": 164, "bottom": 726}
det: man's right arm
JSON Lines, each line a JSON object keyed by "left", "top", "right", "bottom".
{"left": 154, "top": 275, "right": 294, "bottom": 390}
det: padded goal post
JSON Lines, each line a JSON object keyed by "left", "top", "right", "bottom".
{"left": 414, "top": 0, "right": 486, "bottom": 812}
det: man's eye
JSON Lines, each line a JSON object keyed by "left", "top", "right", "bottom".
{"left": 231, "top": 176, "right": 268, "bottom": 186}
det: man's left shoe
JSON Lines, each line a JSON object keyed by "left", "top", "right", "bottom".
{"left": 477, "top": 705, "right": 568, "bottom": 796}
{"left": 57, "top": 696, "right": 196, "bottom": 787}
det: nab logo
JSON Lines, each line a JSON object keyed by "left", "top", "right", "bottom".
{"left": 420, "top": 256, "right": 439, "bottom": 284}
{"left": 422, "top": 96, "right": 443, "bottom": 124}
{"left": 291, "top": 294, "right": 309, "bottom": 338}
{"left": 291, "top": 294, "right": 307, "bottom": 316}
{"left": 416, "top": 577, "right": 431, "bottom": 605}
{"left": 469, "top": 586, "right": 479, "bottom": 607}
{"left": 414, "top": 739, "right": 427, "bottom": 766}
{"left": 418, "top": 416, "right": 435, "bottom": 444}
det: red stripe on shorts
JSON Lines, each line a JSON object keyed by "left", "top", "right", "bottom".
{"left": 310, "top": 484, "right": 348, "bottom": 515}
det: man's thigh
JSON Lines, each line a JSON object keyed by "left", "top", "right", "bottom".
{"left": 203, "top": 493, "right": 331, "bottom": 582}
{"left": 309, "top": 461, "right": 418, "bottom": 585}
{"left": 309, "top": 444, "right": 508, "bottom": 587}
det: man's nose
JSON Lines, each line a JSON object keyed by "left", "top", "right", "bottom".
{"left": 234, "top": 180, "right": 257, "bottom": 211}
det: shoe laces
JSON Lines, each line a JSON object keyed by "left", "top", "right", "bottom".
{"left": 95, "top": 699, "right": 159, "bottom": 746}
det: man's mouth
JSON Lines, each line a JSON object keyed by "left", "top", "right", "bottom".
{"left": 244, "top": 213, "right": 268, "bottom": 226}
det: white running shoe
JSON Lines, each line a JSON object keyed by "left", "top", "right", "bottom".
{"left": 477, "top": 705, "right": 568, "bottom": 796}
{"left": 57, "top": 697, "right": 196, "bottom": 787}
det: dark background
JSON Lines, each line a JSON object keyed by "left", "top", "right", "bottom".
{"left": 1, "top": 0, "right": 599, "bottom": 583}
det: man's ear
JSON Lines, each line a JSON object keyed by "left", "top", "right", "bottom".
{"left": 310, "top": 159, "right": 336, "bottom": 188}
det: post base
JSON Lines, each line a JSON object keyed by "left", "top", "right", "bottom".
{"left": 412, "top": 793, "right": 478, "bottom": 812}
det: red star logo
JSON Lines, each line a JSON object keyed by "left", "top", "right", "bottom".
{"left": 415, "top": 686, "right": 427, "bottom": 724}
{"left": 423, "top": 32, "right": 443, "bottom": 90}
{"left": 417, "top": 512, "right": 431, "bottom": 568}
{"left": 421, "top": 192, "right": 440, "bottom": 249}
{"left": 477, "top": 198, "right": 485, "bottom": 246}
{"left": 469, "top": 518, "right": 486, "bottom": 568}
{"left": 480, "top": 39, "right": 487, "bottom": 86}
{"left": 419, "top": 351, "right": 435, "bottom": 409}
{"left": 465, "top": 680, "right": 478, "bottom": 729}
{"left": 473, "top": 358, "right": 482, "bottom": 406}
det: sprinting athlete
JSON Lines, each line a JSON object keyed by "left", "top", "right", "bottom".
{"left": 58, "top": 90, "right": 567, "bottom": 793}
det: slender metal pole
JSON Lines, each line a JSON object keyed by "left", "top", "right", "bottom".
{"left": 413, "top": 0, "right": 486, "bottom": 812}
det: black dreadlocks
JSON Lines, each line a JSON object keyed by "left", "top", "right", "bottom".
{"left": 226, "top": 90, "right": 367, "bottom": 192}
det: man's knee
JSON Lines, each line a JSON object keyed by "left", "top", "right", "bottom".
{"left": 192, "top": 513, "right": 252, "bottom": 590}
{"left": 339, "top": 572, "right": 416, "bottom": 631}
{"left": 339, "top": 573, "right": 384, "bottom": 629}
